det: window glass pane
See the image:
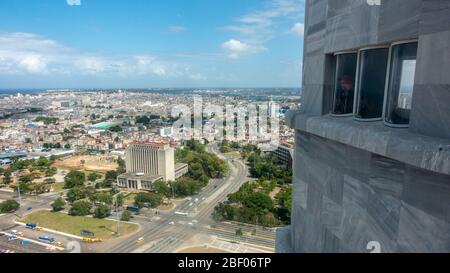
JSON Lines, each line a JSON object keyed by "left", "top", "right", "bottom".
{"left": 385, "top": 42, "right": 418, "bottom": 125}
{"left": 332, "top": 53, "right": 357, "bottom": 115}
{"left": 355, "top": 48, "right": 389, "bottom": 120}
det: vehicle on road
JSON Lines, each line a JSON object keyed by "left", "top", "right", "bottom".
{"left": 169, "top": 221, "right": 175, "bottom": 225}
{"left": 136, "top": 237, "right": 145, "bottom": 244}
{"left": 194, "top": 198, "right": 199, "bottom": 203}
{"left": 126, "top": 205, "right": 140, "bottom": 213}
{"left": 82, "top": 237, "right": 102, "bottom": 243}
{"left": 10, "top": 230, "right": 24, "bottom": 237}
{"left": 25, "top": 223, "right": 37, "bottom": 230}
{"left": 174, "top": 211, "right": 188, "bottom": 217}
{"left": 7, "top": 235, "right": 18, "bottom": 241}
{"left": 38, "top": 236, "right": 55, "bottom": 244}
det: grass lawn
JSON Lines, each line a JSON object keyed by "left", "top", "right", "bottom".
{"left": 226, "top": 151, "right": 241, "bottom": 157}
{"left": 19, "top": 210, "right": 138, "bottom": 240}
{"left": 124, "top": 193, "right": 137, "bottom": 206}
{"left": 51, "top": 182, "right": 65, "bottom": 192}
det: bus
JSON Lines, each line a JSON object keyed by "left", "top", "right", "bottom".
{"left": 25, "top": 223, "right": 37, "bottom": 230}
{"left": 126, "top": 206, "right": 140, "bottom": 213}
{"left": 38, "top": 236, "right": 55, "bottom": 244}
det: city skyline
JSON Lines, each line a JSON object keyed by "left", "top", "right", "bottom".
{"left": 0, "top": 0, "right": 305, "bottom": 89}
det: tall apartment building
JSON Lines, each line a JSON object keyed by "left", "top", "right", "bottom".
{"left": 117, "top": 142, "right": 188, "bottom": 191}
{"left": 277, "top": 0, "right": 450, "bottom": 253}
{"left": 271, "top": 142, "right": 294, "bottom": 169}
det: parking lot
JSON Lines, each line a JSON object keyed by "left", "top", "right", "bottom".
{"left": 0, "top": 224, "right": 84, "bottom": 253}
{"left": 0, "top": 233, "right": 54, "bottom": 253}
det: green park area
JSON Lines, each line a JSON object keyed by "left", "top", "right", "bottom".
{"left": 19, "top": 210, "right": 138, "bottom": 240}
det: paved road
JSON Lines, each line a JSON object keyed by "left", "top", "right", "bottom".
{"left": 104, "top": 143, "right": 275, "bottom": 253}
{"left": 0, "top": 144, "right": 276, "bottom": 253}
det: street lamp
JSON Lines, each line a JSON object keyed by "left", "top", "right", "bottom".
{"left": 171, "top": 182, "right": 176, "bottom": 199}
{"left": 113, "top": 191, "right": 120, "bottom": 236}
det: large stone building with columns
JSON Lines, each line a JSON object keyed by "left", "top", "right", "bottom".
{"left": 117, "top": 142, "right": 188, "bottom": 191}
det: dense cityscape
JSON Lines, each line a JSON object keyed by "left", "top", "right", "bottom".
{"left": 1, "top": 1, "right": 449, "bottom": 268}
{"left": 0, "top": 88, "right": 298, "bottom": 253}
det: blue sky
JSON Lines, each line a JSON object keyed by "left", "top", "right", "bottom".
{"left": 0, "top": 0, "right": 305, "bottom": 88}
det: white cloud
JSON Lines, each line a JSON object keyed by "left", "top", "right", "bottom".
{"left": 66, "top": 0, "right": 81, "bottom": 6}
{"left": 19, "top": 54, "right": 48, "bottom": 74}
{"left": 290, "top": 22, "right": 304, "bottom": 36}
{"left": 168, "top": 26, "right": 186, "bottom": 33}
{"left": 220, "top": 0, "right": 304, "bottom": 59}
{"left": 222, "top": 0, "right": 305, "bottom": 43}
{"left": 221, "top": 39, "right": 267, "bottom": 59}
{"left": 0, "top": 32, "right": 203, "bottom": 80}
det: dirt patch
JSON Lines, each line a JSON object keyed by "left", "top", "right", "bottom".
{"left": 269, "top": 187, "right": 281, "bottom": 199}
{"left": 53, "top": 155, "right": 118, "bottom": 173}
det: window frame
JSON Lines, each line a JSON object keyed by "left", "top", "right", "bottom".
{"left": 330, "top": 50, "right": 358, "bottom": 118}
{"left": 382, "top": 39, "right": 419, "bottom": 128}
{"left": 353, "top": 45, "right": 391, "bottom": 122}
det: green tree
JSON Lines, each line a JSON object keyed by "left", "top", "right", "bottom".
{"left": 93, "top": 204, "right": 111, "bottom": 219}
{"left": 94, "top": 192, "right": 113, "bottom": 205}
{"left": 243, "top": 192, "right": 274, "bottom": 215}
{"left": 88, "top": 172, "right": 100, "bottom": 182}
{"left": 3, "top": 171, "right": 12, "bottom": 184}
{"left": 64, "top": 171, "right": 86, "bottom": 189}
{"left": 101, "top": 170, "right": 118, "bottom": 188}
{"left": 134, "top": 192, "right": 163, "bottom": 209}
{"left": 69, "top": 201, "right": 92, "bottom": 216}
{"left": 45, "top": 167, "right": 57, "bottom": 177}
{"left": 0, "top": 200, "right": 20, "bottom": 213}
{"left": 109, "top": 125, "right": 123, "bottom": 132}
{"left": 115, "top": 193, "right": 124, "bottom": 207}
{"left": 105, "top": 171, "right": 118, "bottom": 181}
{"left": 51, "top": 198, "right": 66, "bottom": 212}
{"left": 153, "top": 181, "right": 171, "bottom": 197}
{"left": 135, "top": 116, "right": 150, "bottom": 125}
{"left": 36, "top": 157, "right": 50, "bottom": 167}
{"left": 19, "top": 175, "right": 33, "bottom": 184}
{"left": 213, "top": 203, "right": 236, "bottom": 221}
{"left": 12, "top": 182, "right": 32, "bottom": 194}
{"left": 67, "top": 187, "right": 86, "bottom": 203}
{"left": 121, "top": 210, "right": 133, "bottom": 221}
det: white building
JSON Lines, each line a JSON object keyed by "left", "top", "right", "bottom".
{"left": 117, "top": 142, "right": 188, "bottom": 191}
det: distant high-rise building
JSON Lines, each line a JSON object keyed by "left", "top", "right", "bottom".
{"left": 268, "top": 101, "right": 278, "bottom": 118}
{"left": 277, "top": 0, "right": 450, "bottom": 253}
